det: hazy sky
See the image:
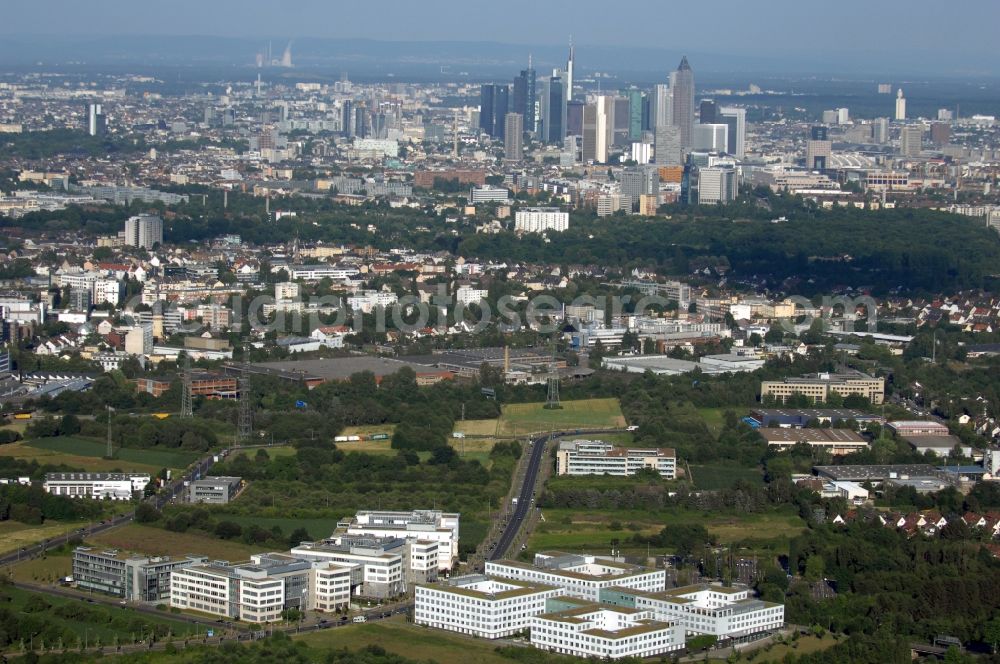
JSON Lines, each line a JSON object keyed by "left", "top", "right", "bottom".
{"left": 2, "top": 0, "right": 996, "bottom": 61}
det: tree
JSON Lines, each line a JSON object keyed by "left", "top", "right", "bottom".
{"left": 135, "top": 503, "right": 161, "bottom": 523}
{"left": 288, "top": 527, "right": 310, "bottom": 547}
{"left": 984, "top": 618, "right": 1000, "bottom": 654}
{"left": 804, "top": 554, "right": 825, "bottom": 582}
{"left": 214, "top": 521, "right": 243, "bottom": 540}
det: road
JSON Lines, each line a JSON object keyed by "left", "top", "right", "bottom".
{"left": 487, "top": 428, "right": 625, "bottom": 561}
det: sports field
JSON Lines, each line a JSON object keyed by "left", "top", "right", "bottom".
{"left": 498, "top": 398, "right": 626, "bottom": 435}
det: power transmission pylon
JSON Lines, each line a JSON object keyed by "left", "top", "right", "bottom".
{"left": 237, "top": 369, "right": 253, "bottom": 442}
{"left": 544, "top": 337, "right": 561, "bottom": 410}
{"left": 180, "top": 355, "right": 193, "bottom": 418}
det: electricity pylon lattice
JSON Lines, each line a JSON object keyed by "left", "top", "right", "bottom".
{"left": 180, "top": 355, "right": 193, "bottom": 418}
{"left": 237, "top": 370, "right": 253, "bottom": 442}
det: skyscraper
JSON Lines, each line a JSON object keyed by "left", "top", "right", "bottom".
{"left": 513, "top": 64, "right": 536, "bottom": 136}
{"left": 583, "top": 96, "right": 612, "bottom": 164}
{"left": 540, "top": 75, "right": 565, "bottom": 143}
{"left": 806, "top": 126, "right": 832, "bottom": 171}
{"left": 873, "top": 117, "right": 889, "bottom": 144}
{"left": 699, "top": 100, "right": 718, "bottom": 125}
{"left": 719, "top": 107, "right": 746, "bottom": 158}
{"left": 895, "top": 89, "right": 907, "bottom": 121}
{"left": 566, "top": 100, "right": 585, "bottom": 137}
{"left": 900, "top": 125, "right": 923, "bottom": 157}
{"left": 124, "top": 214, "right": 163, "bottom": 250}
{"left": 654, "top": 125, "right": 682, "bottom": 166}
{"left": 621, "top": 166, "right": 659, "bottom": 210}
{"left": 565, "top": 38, "right": 575, "bottom": 102}
{"left": 479, "top": 85, "right": 496, "bottom": 135}
{"left": 504, "top": 113, "right": 523, "bottom": 160}
{"left": 653, "top": 84, "right": 672, "bottom": 129}
{"left": 693, "top": 124, "right": 728, "bottom": 152}
{"left": 87, "top": 103, "right": 106, "bottom": 136}
{"left": 627, "top": 89, "right": 644, "bottom": 141}
{"left": 669, "top": 57, "right": 695, "bottom": 151}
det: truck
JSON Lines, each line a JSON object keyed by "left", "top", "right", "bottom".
{"left": 452, "top": 432, "right": 465, "bottom": 439}
{"left": 511, "top": 497, "right": 519, "bottom": 507}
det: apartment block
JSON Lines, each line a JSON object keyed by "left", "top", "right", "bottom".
{"left": 486, "top": 552, "right": 667, "bottom": 602}
{"left": 760, "top": 371, "right": 884, "bottom": 405}
{"left": 414, "top": 575, "right": 562, "bottom": 639}
{"left": 556, "top": 440, "right": 677, "bottom": 479}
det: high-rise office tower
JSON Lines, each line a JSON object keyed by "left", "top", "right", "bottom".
{"left": 699, "top": 100, "right": 718, "bottom": 125}
{"left": 479, "top": 84, "right": 496, "bottom": 135}
{"left": 539, "top": 75, "right": 566, "bottom": 143}
{"left": 582, "top": 96, "right": 612, "bottom": 164}
{"left": 341, "top": 100, "right": 354, "bottom": 137}
{"left": 806, "top": 126, "right": 832, "bottom": 170}
{"left": 655, "top": 125, "right": 682, "bottom": 166}
{"left": 669, "top": 56, "right": 695, "bottom": 151}
{"left": 565, "top": 38, "right": 575, "bottom": 102}
{"left": 900, "top": 125, "right": 923, "bottom": 157}
{"left": 895, "top": 89, "right": 907, "bottom": 121}
{"left": 566, "top": 100, "right": 585, "bottom": 136}
{"left": 87, "top": 103, "right": 106, "bottom": 136}
{"left": 504, "top": 113, "right": 524, "bottom": 160}
{"left": 653, "top": 84, "right": 672, "bottom": 129}
{"left": 718, "top": 107, "right": 746, "bottom": 158}
{"left": 621, "top": 166, "right": 659, "bottom": 210}
{"left": 494, "top": 86, "right": 509, "bottom": 140}
{"left": 641, "top": 95, "right": 653, "bottom": 133}
{"left": 873, "top": 117, "right": 889, "bottom": 144}
{"left": 354, "top": 106, "right": 369, "bottom": 138}
{"left": 693, "top": 124, "right": 728, "bottom": 152}
{"left": 627, "top": 89, "right": 644, "bottom": 141}
{"left": 513, "top": 63, "right": 536, "bottom": 136}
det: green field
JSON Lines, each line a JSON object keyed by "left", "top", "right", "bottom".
{"left": 0, "top": 520, "right": 89, "bottom": 556}
{"left": 88, "top": 523, "right": 259, "bottom": 562}
{"left": 689, "top": 463, "right": 764, "bottom": 490}
{"left": 530, "top": 507, "right": 807, "bottom": 556}
{"left": 295, "top": 615, "right": 514, "bottom": 664}
{"left": 727, "top": 634, "right": 839, "bottom": 662}
{"left": 0, "top": 441, "right": 165, "bottom": 475}
{"left": 23, "top": 436, "right": 200, "bottom": 470}
{"left": 0, "top": 584, "right": 195, "bottom": 649}
{"left": 498, "top": 398, "right": 626, "bottom": 436}
{"left": 697, "top": 407, "right": 734, "bottom": 436}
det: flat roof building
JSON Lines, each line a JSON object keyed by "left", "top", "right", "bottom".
{"left": 44, "top": 472, "right": 150, "bottom": 500}
{"left": 556, "top": 440, "right": 677, "bottom": 479}
{"left": 761, "top": 371, "right": 884, "bottom": 405}
{"left": 486, "top": 552, "right": 666, "bottom": 603}
{"left": 756, "top": 428, "right": 869, "bottom": 456}
{"left": 72, "top": 547, "right": 206, "bottom": 602}
{"left": 531, "top": 599, "right": 684, "bottom": 659}
{"left": 340, "top": 509, "right": 459, "bottom": 571}
{"left": 188, "top": 476, "right": 243, "bottom": 504}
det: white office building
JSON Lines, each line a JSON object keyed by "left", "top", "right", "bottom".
{"left": 288, "top": 265, "right": 360, "bottom": 282}
{"left": 531, "top": 599, "right": 684, "bottom": 659}
{"left": 290, "top": 538, "right": 406, "bottom": 598}
{"left": 698, "top": 166, "right": 738, "bottom": 204}
{"left": 124, "top": 214, "right": 163, "bottom": 249}
{"left": 469, "top": 185, "right": 512, "bottom": 204}
{"left": 556, "top": 440, "right": 677, "bottom": 479}
{"left": 414, "top": 575, "right": 562, "bottom": 639}
{"left": 694, "top": 124, "right": 729, "bottom": 152}
{"left": 514, "top": 207, "right": 569, "bottom": 233}
{"left": 609, "top": 584, "right": 784, "bottom": 640}
{"left": 486, "top": 552, "right": 667, "bottom": 603}
{"left": 346, "top": 290, "right": 399, "bottom": 314}
{"left": 343, "top": 510, "right": 460, "bottom": 570}
{"left": 44, "top": 472, "right": 150, "bottom": 500}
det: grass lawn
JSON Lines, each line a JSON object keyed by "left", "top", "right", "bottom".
{"left": 498, "top": 398, "right": 626, "bottom": 436}
{"left": 689, "top": 463, "right": 764, "bottom": 490}
{"left": 530, "top": 508, "right": 807, "bottom": 556}
{"left": 697, "top": 407, "right": 735, "bottom": 436}
{"left": 22, "top": 436, "right": 200, "bottom": 470}
{"left": 0, "top": 441, "right": 165, "bottom": 475}
{"left": 5, "top": 550, "right": 73, "bottom": 583}
{"left": 340, "top": 423, "right": 396, "bottom": 438}
{"left": 88, "top": 523, "right": 259, "bottom": 561}
{"left": 0, "top": 520, "right": 89, "bottom": 556}
{"left": 334, "top": 437, "right": 495, "bottom": 466}
{"left": 729, "top": 634, "right": 840, "bottom": 662}
{"left": 222, "top": 515, "right": 342, "bottom": 541}
{"left": 295, "top": 615, "right": 514, "bottom": 664}
{"left": 0, "top": 584, "right": 194, "bottom": 646}
{"left": 453, "top": 419, "right": 500, "bottom": 437}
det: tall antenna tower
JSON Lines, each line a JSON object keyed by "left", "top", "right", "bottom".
{"left": 237, "top": 369, "right": 253, "bottom": 442}
{"left": 544, "top": 341, "right": 561, "bottom": 410}
{"left": 106, "top": 405, "right": 114, "bottom": 458}
{"left": 180, "top": 354, "right": 193, "bottom": 418}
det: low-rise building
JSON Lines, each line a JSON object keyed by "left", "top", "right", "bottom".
{"left": 414, "top": 575, "right": 562, "bottom": 639}
{"left": 486, "top": 552, "right": 666, "bottom": 603}
{"left": 44, "top": 472, "right": 150, "bottom": 500}
{"left": 603, "top": 584, "right": 784, "bottom": 640}
{"left": 757, "top": 428, "right": 869, "bottom": 456}
{"left": 188, "top": 476, "right": 243, "bottom": 504}
{"left": 531, "top": 597, "right": 684, "bottom": 659}
{"left": 555, "top": 440, "right": 677, "bottom": 479}
{"left": 290, "top": 537, "right": 407, "bottom": 598}
{"left": 761, "top": 371, "right": 884, "bottom": 405}
{"left": 341, "top": 509, "right": 459, "bottom": 570}
{"left": 72, "top": 547, "right": 206, "bottom": 601}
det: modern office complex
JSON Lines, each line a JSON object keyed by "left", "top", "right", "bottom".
{"left": 760, "top": 371, "right": 885, "bottom": 405}
{"left": 603, "top": 584, "right": 785, "bottom": 640}
{"left": 414, "top": 575, "right": 562, "bottom": 639}
{"left": 340, "top": 509, "right": 459, "bottom": 570}
{"left": 290, "top": 536, "right": 409, "bottom": 598}
{"left": 531, "top": 598, "right": 684, "bottom": 659}
{"left": 486, "top": 552, "right": 667, "bottom": 602}
{"left": 72, "top": 547, "right": 206, "bottom": 601}
{"left": 44, "top": 472, "right": 150, "bottom": 500}
{"left": 555, "top": 440, "right": 677, "bottom": 479}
